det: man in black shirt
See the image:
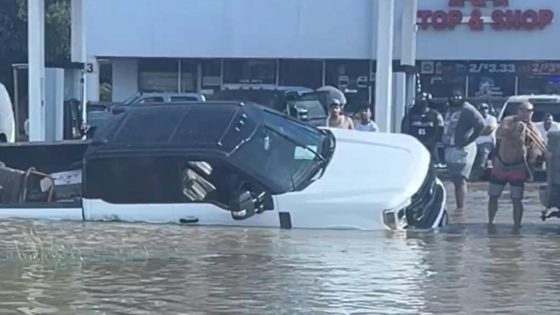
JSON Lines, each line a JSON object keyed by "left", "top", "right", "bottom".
{"left": 402, "top": 92, "right": 444, "bottom": 165}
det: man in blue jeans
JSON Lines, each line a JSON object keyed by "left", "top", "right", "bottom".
{"left": 442, "top": 89, "right": 493, "bottom": 211}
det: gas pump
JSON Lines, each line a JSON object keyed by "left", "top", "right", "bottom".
{"left": 12, "top": 63, "right": 84, "bottom": 142}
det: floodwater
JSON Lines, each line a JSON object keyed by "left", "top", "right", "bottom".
{"left": 1, "top": 182, "right": 560, "bottom": 314}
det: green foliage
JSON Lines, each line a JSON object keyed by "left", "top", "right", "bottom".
{"left": 16, "top": 0, "right": 71, "bottom": 62}
{"left": 0, "top": 0, "right": 70, "bottom": 96}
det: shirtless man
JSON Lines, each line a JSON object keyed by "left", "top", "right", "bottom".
{"left": 326, "top": 99, "right": 354, "bottom": 130}
{"left": 488, "top": 101, "right": 547, "bottom": 229}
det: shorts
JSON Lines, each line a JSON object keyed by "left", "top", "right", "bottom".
{"left": 445, "top": 143, "right": 477, "bottom": 180}
{"left": 476, "top": 142, "right": 494, "bottom": 168}
{"left": 488, "top": 157, "right": 527, "bottom": 199}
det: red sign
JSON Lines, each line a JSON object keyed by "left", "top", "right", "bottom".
{"left": 417, "top": 0, "right": 554, "bottom": 31}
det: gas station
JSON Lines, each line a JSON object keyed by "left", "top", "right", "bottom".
{"left": 24, "top": 0, "right": 418, "bottom": 141}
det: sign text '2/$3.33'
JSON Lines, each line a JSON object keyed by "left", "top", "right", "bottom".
{"left": 417, "top": 0, "right": 555, "bottom": 31}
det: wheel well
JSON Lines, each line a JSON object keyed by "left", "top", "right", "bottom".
{"left": 0, "top": 134, "right": 7, "bottom": 143}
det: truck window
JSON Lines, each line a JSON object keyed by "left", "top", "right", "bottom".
{"left": 137, "top": 96, "right": 164, "bottom": 104}
{"left": 84, "top": 156, "right": 272, "bottom": 211}
{"left": 170, "top": 96, "right": 199, "bottom": 102}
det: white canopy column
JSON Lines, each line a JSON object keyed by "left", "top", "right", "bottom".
{"left": 27, "top": 0, "right": 46, "bottom": 141}
{"left": 394, "top": 0, "right": 418, "bottom": 132}
{"left": 374, "top": 0, "right": 395, "bottom": 133}
{"left": 71, "top": 0, "right": 93, "bottom": 123}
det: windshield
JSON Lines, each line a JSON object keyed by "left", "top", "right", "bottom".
{"left": 230, "top": 110, "right": 329, "bottom": 193}
{"left": 502, "top": 101, "right": 560, "bottom": 122}
{"left": 214, "top": 90, "right": 284, "bottom": 110}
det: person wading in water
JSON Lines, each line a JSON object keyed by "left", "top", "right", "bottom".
{"left": 326, "top": 98, "right": 354, "bottom": 130}
{"left": 442, "top": 89, "right": 492, "bottom": 212}
{"left": 402, "top": 92, "right": 444, "bottom": 166}
{"left": 487, "top": 101, "right": 547, "bottom": 229}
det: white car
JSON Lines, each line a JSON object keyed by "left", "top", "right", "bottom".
{"left": 0, "top": 83, "right": 15, "bottom": 143}
{"left": 497, "top": 94, "right": 560, "bottom": 174}
{"left": 0, "top": 102, "right": 447, "bottom": 231}
{"left": 497, "top": 94, "right": 560, "bottom": 122}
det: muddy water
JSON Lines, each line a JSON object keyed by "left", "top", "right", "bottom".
{"left": 1, "top": 182, "right": 560, "bottom": 314}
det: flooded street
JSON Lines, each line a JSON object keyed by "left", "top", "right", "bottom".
{"left": 1, "top": 182, "right": 560, "bottom": 314}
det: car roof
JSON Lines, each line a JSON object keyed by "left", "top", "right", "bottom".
{"left": 222, "top": 85, "right": 313, "bottom": 93}
{"left": 138, "top": 92, "right": 204, "bottom": 96}
{"left": 506, "top": 94, "right": 560, "bottom": 102}
{"left": 85, "top": 101, "right": 262, "bottom": 157}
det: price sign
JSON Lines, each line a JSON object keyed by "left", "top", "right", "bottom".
{"left": 468, "top": 62, "right": 516, "bottom": 74}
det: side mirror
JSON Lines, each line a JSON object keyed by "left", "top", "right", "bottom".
{"left": 85, "top": 126, "right": 97, "bottom": 139}
{"left": 230, "top": 190, "right": 256, "bottom": 220}
{"left": 111, "top": 106, "right": 126, "bottom": 115}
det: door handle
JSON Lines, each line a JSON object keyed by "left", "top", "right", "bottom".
{"left": 179, "top": 216, "right": 199, "bottom": 224}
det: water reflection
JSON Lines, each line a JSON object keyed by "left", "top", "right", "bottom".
{"left": 0, "top": 183, "right": 559, "bottom": 313}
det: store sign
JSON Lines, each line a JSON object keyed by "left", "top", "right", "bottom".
{"left": 418, "top": 60, "right": 560, "bottom": 76}
{"left": 417, "top": 0, "right": 554, "bottom": 31}
{"left": 518, "top": 62, "right": 560, "bottom": 75}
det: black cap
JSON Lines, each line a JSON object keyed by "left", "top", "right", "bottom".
{"left": 329, "top": 98, "right": 342, "bottom": 107}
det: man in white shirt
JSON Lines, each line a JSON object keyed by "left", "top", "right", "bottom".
{"left": 354, "top": 105, "right": 379, "bottom": 132}
{"left": 535, "top": 112, "right": 560, "bottom": 145}
{"left": 474, "top": 103, "right": 498, "bottom": 178}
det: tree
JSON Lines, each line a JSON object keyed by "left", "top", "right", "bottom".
{"left": 16, "top": 0, "right": 71, "bottom": 62}
{"left": 0, "top": 0, "right": 70, "bottom": 98}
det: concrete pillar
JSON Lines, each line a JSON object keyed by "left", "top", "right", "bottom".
{"left": 392, "top": 73, "right": 406, "bottom": 133}
{"left": 374, "top": 0, "right": 395, "bottom": 133}
{"left": 70, "top": 0, "right": 84, "bottom": 63}
{"left": 71, "top": 0, "right": 91, "bottom": 121}
{"left": 86, "top": 58, "right": 100, "bottom": 103}
{"left": 28, "top": 0, "right": 46, "bottom": 141}
{"left": 401, "top": 0, "right": 418, "bottom": 122}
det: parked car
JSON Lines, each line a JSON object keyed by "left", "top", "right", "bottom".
{"left": 497, "top": 94, "right": 560, "bottom": 122}
{"left": 213, "top": 86, "right": 328, "bottom": 126}
{"left": 497, "top": 94, "right": 560, "bottom": 177}
{"left": 111, "top": 92, "right": 206, "bottom": 114}
{"left": 0, "top": 83, "right": 15, "bottom": 143}
{"left": 0, "top": 101, "right": 447, "bottom": 231}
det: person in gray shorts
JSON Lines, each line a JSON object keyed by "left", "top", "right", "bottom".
{"left": 442, "top": 89, "right": 491, "bottom": 211}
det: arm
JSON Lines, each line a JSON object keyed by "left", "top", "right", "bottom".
{"left": 425, "top": 112, "right": 444, "bottom": 147}
{"left": 495, "top": 117, "right": 522, "bottom": 140}
{"left": 465, "top": 107, "right": 486, "bottom": 145}
{"left": 347, "top": 117, "right": 354, "bottom": 130}
{"left": 401, "top": 113, "right": 410, "bottom": 134}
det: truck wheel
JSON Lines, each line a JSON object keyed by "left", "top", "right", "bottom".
{"left": 0, "top": 134, "right": 7, "bottom": 143}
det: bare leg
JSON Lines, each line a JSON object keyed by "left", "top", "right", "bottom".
{"left": 488, "top": 196, "right": 499, "bottom": 225}
{"left": 512, "top": 198, "right": 524, "bottom": 229}
{"left": 454, "top": 178, "right": 467, "bottom": 210}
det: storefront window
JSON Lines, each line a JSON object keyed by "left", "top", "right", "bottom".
{"left": 279, "top": 60, "right": 323, "bottom": 89}
{"left": 98, "top": 60, "right": 112, "bottom": 101}
{"left": 325, "top": 60, "right": 371, "bottom": 110}
{"left": 518, "top": 75, "right": 560, "bottom": 94}
{"left": 138, "top": 58, "right": 179, "bottom": 92}
{"left": 468, "top": 74, "right": 516, "bottom": 98}
{"left": 180, "top": 60, "right": 198, "bottom": 92}
{"left": 223, "top": 59, "right": 277, "bottom": 85}
{"left": 200, "top": 59, "right": 222, "bottom": 97}
{"left": 419, "top": 74, "right": 467, "bottom": 98}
